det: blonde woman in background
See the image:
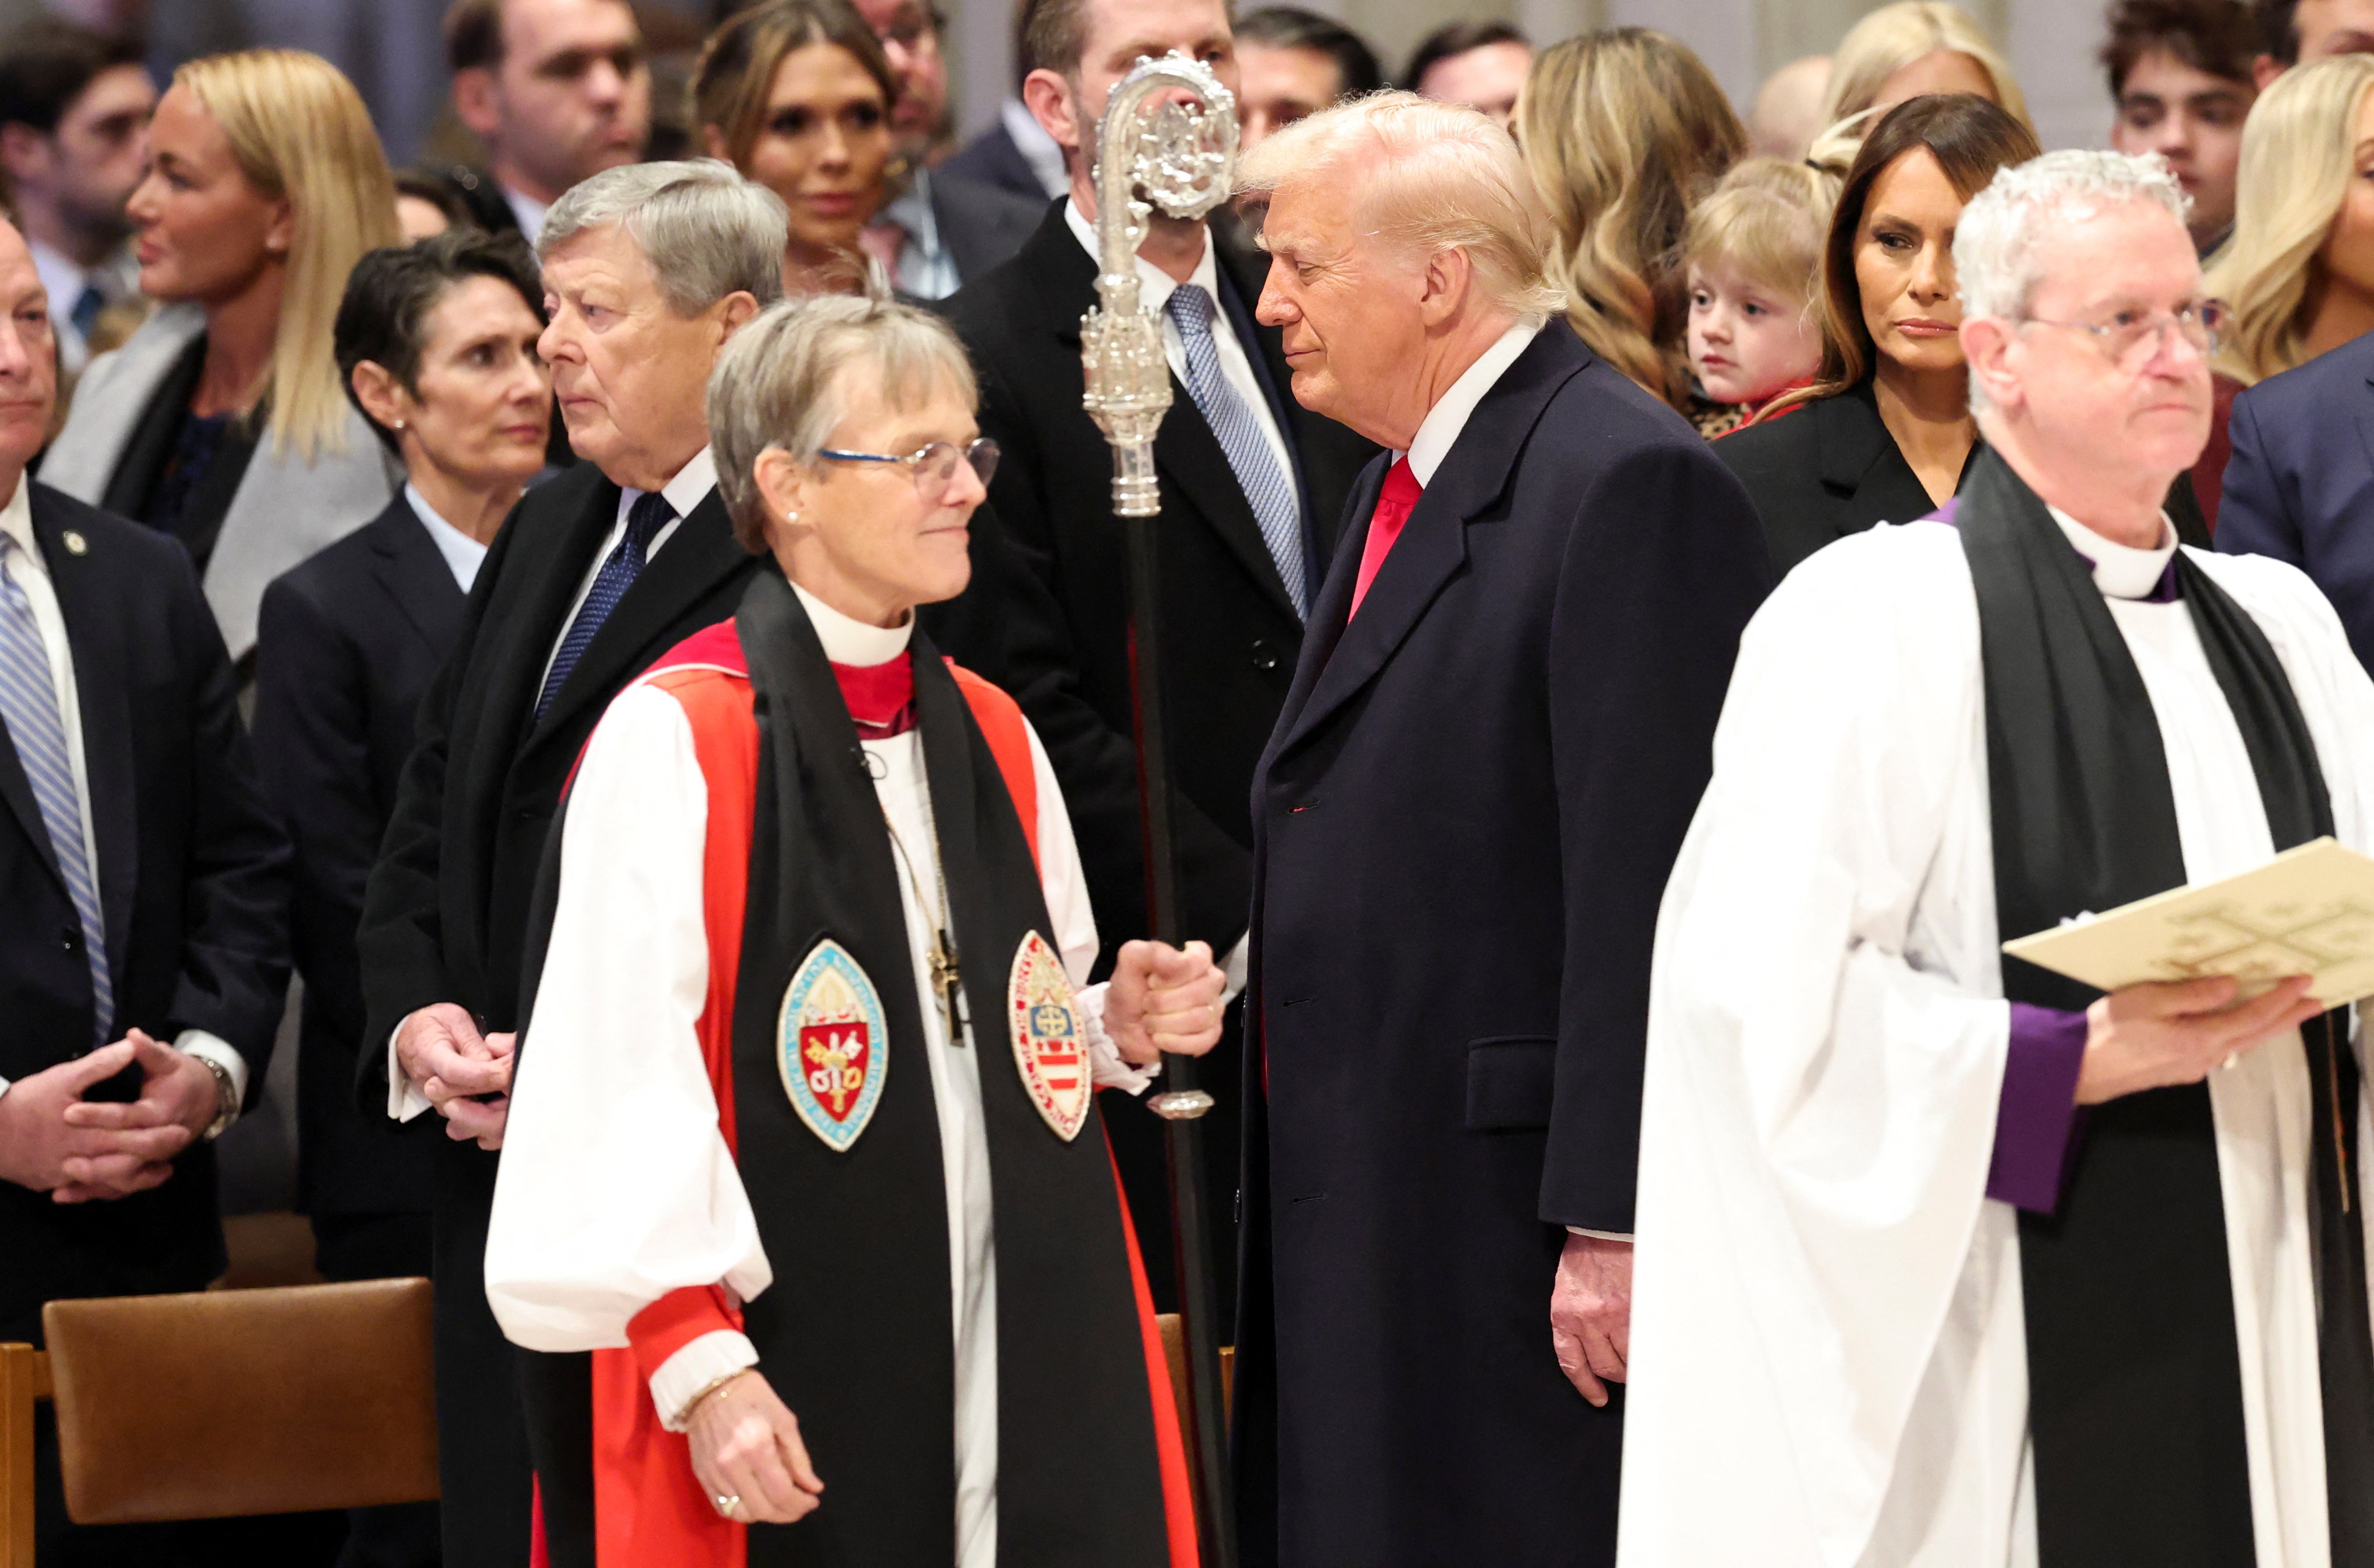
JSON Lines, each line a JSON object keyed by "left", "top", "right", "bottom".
{"left": 42, "top": 48, "right": 400, "bottom": 669}
{"left": 2194, "top": 54, "right": 2374, "bottom": 526}
{"left": 691, "top": 0, "right": 898, "bottom": 297}
{"left": 1517, "top": 28, "right": 1746, "bottom": 408}
{"left": 1819, "top": 1, "right": 2030, "bottom": 132}
{"left": 1680, "top": 156, "right": 1840, "bottom": 436}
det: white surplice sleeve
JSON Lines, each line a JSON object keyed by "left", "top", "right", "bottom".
{"left": 1025, "top": 716, "right": 1158, "bottom": 1095}
{"left": 484, "top": 684, "right": 773, "bottom": 1375}
{"left": 1620, "top": 524, "right": 2022, "bottom": 1568}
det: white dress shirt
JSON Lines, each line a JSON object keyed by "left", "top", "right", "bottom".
{"left": 0, "top": 475, "right": 247, "bottom": 1111}
{"left": 404, "top": 483, "right": 489, "bottom": 593}
{"left": 388, "top": 447, "right": 715, "bottom": 1120}
{"left": 1063, "top": 199, "right": 1300, "bottom": 512}
{"left": 485, "top": 581, "right": 1150, "bottom": 1568}
{"left": 502, "top": 184, "right": 550, "bottom": 246}
{"left": 1403, "top": 320, "right": 1541, "bottom": 483}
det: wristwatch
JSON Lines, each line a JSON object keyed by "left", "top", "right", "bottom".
{"left": 189, "top": 1052, "right": 238, "bottom": 1141}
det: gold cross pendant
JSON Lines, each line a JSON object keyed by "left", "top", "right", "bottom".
{"left": 929, "top": 932, "right": 965, "bottom": 1043}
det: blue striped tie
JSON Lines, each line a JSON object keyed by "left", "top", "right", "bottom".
{"left": 1165, "top": 284, "right": 1307, "bottom": 617}
{"left": 537, "top": 490, "right": 674, "bottom": 721}
{"left": 0, "top": 533, "right": 111, "bottom": 1042}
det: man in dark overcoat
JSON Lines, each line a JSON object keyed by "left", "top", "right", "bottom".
{"left": 1230, "top": 94, "right": 1772, "bottom": 1568}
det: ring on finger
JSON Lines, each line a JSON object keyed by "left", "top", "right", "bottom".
{"left": 713, "top": 1492, "right": 741, "bottom": 1520}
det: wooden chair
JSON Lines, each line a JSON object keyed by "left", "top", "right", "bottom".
{"left": 1154, "top": 1313, "right": 1236, "bottom": 1438}
{"left": 2, "top": 1278, "right": 436, "bottom": 1566}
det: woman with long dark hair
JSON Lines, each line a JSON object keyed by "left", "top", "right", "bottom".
{"left": 1714, "top": 93, "right": 2038, "bottom": 576}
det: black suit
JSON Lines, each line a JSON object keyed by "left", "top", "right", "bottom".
{"left": 1, "top": 482, "right": 288, "bottom": 1340}
{"left": 254, "top": 498, "right": 461, "bottom": 1245}
{"left": 1237, "top": 325, "right": 1771, "bottom": 1567}
{"left": 1716, "top": 376, "right": 2213, "bottom": 577}
{"left": 926, "top": 171, "right": 1045, "bottom": 285}
{"left": 932, "top": 202, "right": 1376, "bottom": 1316}
{"left": 942, "top": 120, "right": 1056, "bottom": 207}
{"left": 1, "top": 483, "right": 287, "bottom": 1564}
{"left": 356, "top": 463, "right": 762, "bottom": 1568}
{"left": 421, "top": 163, "right": 524, "bottom": 238}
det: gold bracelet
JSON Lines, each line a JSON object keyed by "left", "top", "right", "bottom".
{"left": 679, "top": 1367, "right": 752, "bottom": 1426}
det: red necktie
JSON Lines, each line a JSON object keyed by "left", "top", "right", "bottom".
{"left": 1349, "top": 457, "right": 1423, "bottom": 620}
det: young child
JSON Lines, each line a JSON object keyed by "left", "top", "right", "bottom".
{"left": 1683, "top": 157, "right": 1837, "bottom": 439}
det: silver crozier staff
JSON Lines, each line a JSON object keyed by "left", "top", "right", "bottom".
{"left": 1080, "top": 49, "right": 1240, "bottom": 1568}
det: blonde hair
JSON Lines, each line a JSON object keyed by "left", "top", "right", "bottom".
{"left": 1515, "top": 28, "right": 1747, "bottom": 407}
{"left": 176, "top": 50, "right": 398, "bottom": 461}
{"left": 1236, "top": 91, "right": 1563, "bottom": 322}
{"left": 1820, "top": 3, "right": 2029, "bottom": 130}
{"left": 2204, "top": 54, "right": 2374, "bottom": 385}
{"left": 1683, "top": 157, "right": 1839, "bottom": 312}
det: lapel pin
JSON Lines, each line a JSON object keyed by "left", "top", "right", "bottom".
{"left": 60, "top": 530, "right": 86, "bottom": 556}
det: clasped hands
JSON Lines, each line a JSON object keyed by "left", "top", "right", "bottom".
{"left": 397, "top": 1003, "right": 515, "bottom": 1149}
{"left": 0, "top": 1029, "right": 221, "bottom": 1202}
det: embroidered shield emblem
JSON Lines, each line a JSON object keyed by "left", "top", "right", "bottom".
{"left": 777, "top": 940, "right": 887, "bottom": 1152}
{"left": 1008, "top": 932, "right": 1090, "bottom": 1141}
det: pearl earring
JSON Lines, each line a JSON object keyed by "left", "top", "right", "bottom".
{"left": 786, "top": 509, "right": 800, "bottom": 523}
{"left": 392, "top": 419, "right": 406, "bottom": 430}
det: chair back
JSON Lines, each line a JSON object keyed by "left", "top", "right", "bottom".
{"left": 41, "top": 1278, "right": 436, "bottom": 1524}
{"left": 1, "top": 1343, "right": 50, "bottom": 1568}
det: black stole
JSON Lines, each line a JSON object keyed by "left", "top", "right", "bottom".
{"left": 1960, "top": 448, "right": 2374, "bottom": 1565}
{"left": 727, "top": 571, "right": 1169, "bottom": 1568}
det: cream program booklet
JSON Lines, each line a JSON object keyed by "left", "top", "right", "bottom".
{"left": 2002, "top": 837, "right": 2374, "bottom": 1007}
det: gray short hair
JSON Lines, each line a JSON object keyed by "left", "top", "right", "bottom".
{"left": 539, "top": 159, "right": 788, "bottom": 315}
{"left": 707, "top": 295, "right": 979, "bottom": 552}
{"left": 1954, "top": 150, "right": 2191, "bottom": 413}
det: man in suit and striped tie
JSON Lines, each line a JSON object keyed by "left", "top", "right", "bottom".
{"left": 356, "top": 161, "right": 778, "bottom": 1568}
{"left": 0, "top": 209, "right": 289, "bottom": 1563}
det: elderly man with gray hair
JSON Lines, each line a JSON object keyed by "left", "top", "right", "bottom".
{"left": 1231, "top": 93, "right": 1768, "bottom": 1568}
{"left": 355, "top": 158, "right": 780, "bottom": 1568}
{"left": 1624, "top": 148, "right": 2374, "bottom": 1568}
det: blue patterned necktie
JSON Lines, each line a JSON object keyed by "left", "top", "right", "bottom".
{"left": 537, "top": 489, "right": 674, "bottom": 720}
{"left": 69, "top": 284, "right": 104, "bottom": 342}
{"left": 0, "top": 533, "right": 111, "bottom": 1042}
{"left": 1165, "top": 284, "right": 1307, "bottom": 617}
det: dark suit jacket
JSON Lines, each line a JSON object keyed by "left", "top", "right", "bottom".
{"left": 2216, "top": 331, "right": 2374, "bottom": 671}
{"left": 423, "top": 163, "right": 524, "bottom": 237}
{"left": 933, "top": 201, "right": 1376, "bottom": 962}
{"left": 252, "top": 497, "right": 459, "bottom": 1220}
{"left": 942, "top": 121, "right": 1055, "bottom": 207}
{"left": 928, "top": 171, "right": 1046, "bottom": 285}
{"left": 1, "top": 482, "right": 288, "bottom": 1342}
{"left": 1234, "top": 324, "right": 1771, "bottom": 1568}
{"left": 1717, "top": 376, "right": 2214, "bottom": 577}
{"left": 354, "top": 461, "right": 761, "bottom": 1568}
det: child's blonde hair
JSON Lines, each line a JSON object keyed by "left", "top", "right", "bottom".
{"left": 1682, "top": 156, "right": 1839, "bottom": 313}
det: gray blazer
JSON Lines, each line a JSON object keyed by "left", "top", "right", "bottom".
{"left": 43, "top": 303, "right": 398, "bottom": 661}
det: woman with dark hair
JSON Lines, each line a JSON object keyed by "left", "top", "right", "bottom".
{"left": 1716, "top": 93, "right": 2039, "bottom": 575}
{"left": 692, "top": 0, "right": 898, "bottom": 295}
{"left": 251, "top": 227, "right": 550, "bottom": 1391}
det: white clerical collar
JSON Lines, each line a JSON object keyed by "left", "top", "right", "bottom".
{"left": 1064, "top": 196, "right": 1219, "bottom": 316}
{"left": 2047, "top": 504, "right": 2178, "bottom": 601}
{"left": 403, "top": 482, "right": 489, "bottom": 593}
{"left": 792, "top": 579, "right": 913, "bottom": 666}
{"left": 1403, "top": 321, "right": 1541, "bottom": 486}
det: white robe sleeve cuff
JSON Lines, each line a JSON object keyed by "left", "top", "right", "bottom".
{"left": 175, "top": 1030, "right": 247, "bottom": 1130}
{"left": 653, "top": 1329, "right": 763, "bottom": 1432}
{"left": 1078, "top": 981, "right": 1159, "bottom": 1094}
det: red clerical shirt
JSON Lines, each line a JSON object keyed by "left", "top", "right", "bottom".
{"left": 1350, "top": 457, "right": 1424, "bottom": 619}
